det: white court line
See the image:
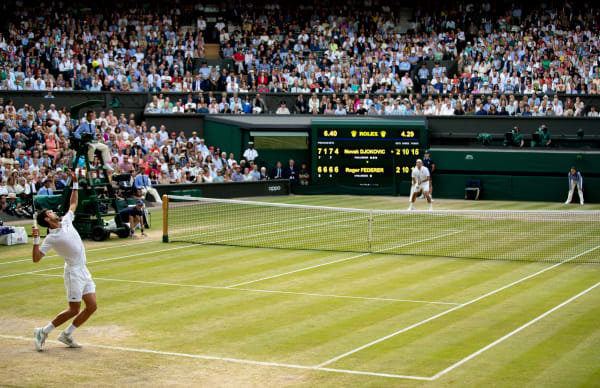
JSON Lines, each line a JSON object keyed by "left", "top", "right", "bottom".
{"left": 32, "top": 273, "right": 458, "bottom": 306}
{"left": 0, "top": 245, "right": 196, "bottom": 280}
{"left": 0, "top": 334, "right": 431, "bottom": 381}
{"left": 0, "top": 240, "right": 153, "bottom": 266}
{"left": 227, "top": 231, "right": 463, "bottom": 288}
{"left": 315, "top": 244, "right": 600, "bottom": 368}
{"left": 430, "top": 280, "right": 600, "bottom": 380}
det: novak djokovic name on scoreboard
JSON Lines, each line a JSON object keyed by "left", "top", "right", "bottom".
{"left": 311, "top": 120, "right": 426, "bottom": 186}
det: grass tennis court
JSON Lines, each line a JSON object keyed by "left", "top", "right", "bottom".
{"left": 1, "top": 196, "right": 600, "bottom": 387}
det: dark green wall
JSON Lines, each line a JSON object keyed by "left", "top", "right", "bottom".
{"left": 433, "top": 149, "right": 600, "bottom": 174}
{"left": 429, "top": 149, "right": 600, "bottom": 202}
{"left": 203, "top": 121, "right": 243, "bottom": 161}
{"left": 433, "top": 174, "right": 599, "bottom": 202}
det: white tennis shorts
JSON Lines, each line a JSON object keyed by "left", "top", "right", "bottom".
{"left": 64, "top": 266, "right": 96, "bottom": 302}
{"left": 419, "top": 182, "right": 430, "bottom": 193}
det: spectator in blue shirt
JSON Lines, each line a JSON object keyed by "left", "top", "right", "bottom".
{"left": 249, "top": 164, "right": 261, "bottom": 181}
{"left": 133, "top": 166, "right": 162, "bottom": 204}
{"left": 74, "top": 111, "right": 113, "bottom": 171}
{"left": 38, "top": 178, "right": 54, "bottom": 195}
{"left": 232, "top": 166, "right": 244, "bottom": 181}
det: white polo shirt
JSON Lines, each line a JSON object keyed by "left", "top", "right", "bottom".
{"left": 40, "top": 211, "right": 86, "bottom": 268}
{"left": 412, "top": 166, "right": 430, "bottom": 185}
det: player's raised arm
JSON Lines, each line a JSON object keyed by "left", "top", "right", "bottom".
{"left": 68, "top": 170, "right": 79, "bottom": 213}
{"left": 32, "top": 226, "right": 45, "bottom": 263}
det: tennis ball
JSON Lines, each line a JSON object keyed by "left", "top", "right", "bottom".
{"left": 92, "top": 60, "right": 99, "bottom": 68}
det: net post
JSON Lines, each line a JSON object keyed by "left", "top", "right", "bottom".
{"left": 162, "top": 194, "right": 168, "bottom": 243}
{"left": 368, "top": 209, "right": 373, "bottom": 251}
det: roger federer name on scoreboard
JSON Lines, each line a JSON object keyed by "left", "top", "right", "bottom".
{"left": 346, "top": 167, "right": 386, "bottom": 173}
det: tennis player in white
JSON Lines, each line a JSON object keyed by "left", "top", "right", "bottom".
{"left": 408, "top": 159, "right": 432, "bottom": 211}
{"left": 32, "top": 170, "right": 97, "bottom": 351}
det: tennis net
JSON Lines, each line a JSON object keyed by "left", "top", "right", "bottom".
{"left": 163, "top": 196, "right": 600, "bottom": 264}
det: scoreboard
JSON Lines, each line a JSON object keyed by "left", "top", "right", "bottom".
{"left": 311, "top": 120, "right": 426, "bottom": 186}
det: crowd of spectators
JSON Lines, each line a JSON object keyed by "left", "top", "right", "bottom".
{"left": 145, "top": 90, "right": 599, "bottom": 116}
{"left": 0, "top": 1, "right": 598, "bottom": 115}
{"left": 0, "top": 99, "right": 305, "bottom": 218}
{"left": 0, "top": 1, "right": 598, "bottom": 102}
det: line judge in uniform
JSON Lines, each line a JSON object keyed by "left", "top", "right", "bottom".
{"left": 421, "top": 150, "right": 435, "bottom": 199}
{"left": 243, "top": 141, "right": 259, "bottom": 162}
{"left": 565, "top": 167, "right": 584, "bottom": 205}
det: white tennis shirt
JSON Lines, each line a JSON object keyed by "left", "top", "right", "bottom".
{"left": 412, "top": 166, "right": 430, "bottom": 184}
{"left": 40, "top": 210, "right": 87, "bottom": 267}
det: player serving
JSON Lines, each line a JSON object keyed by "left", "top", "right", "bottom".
{"left": 32, "top": 170, "right": 97, "bottom": 351}
{"left": 408, "top": 159, "right": 433, "bottom": 211}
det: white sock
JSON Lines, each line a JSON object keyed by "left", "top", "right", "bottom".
{"left": 42, "top": 322, "right": 55, "bottom": 334}
{"left": 64, "top": 323, "right": 77, "bottom": 336}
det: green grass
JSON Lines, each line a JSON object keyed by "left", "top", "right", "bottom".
{"left": 1, "top": 196, "right": 599, "bottom": 387}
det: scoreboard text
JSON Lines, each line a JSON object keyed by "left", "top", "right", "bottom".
{"left": 311, "top": 121, "right": 425, "bottom": 186}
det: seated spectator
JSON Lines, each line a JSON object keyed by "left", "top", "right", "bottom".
{"left": 37, "top": 177, "right": 54, "bottom": 195}
{"left": 299, "top": 163, "right": 310, "bottom": 186}
{"left": 232, "top": 166, "right": 244, "bottom": 182}
{"left": 284, "top": 159, "right": 298, "bottom": 182}
{"left": 133, "top": 165, "right": 162, "bottom": 204}
{"left": 249, "top": 164, "right": 261, "bottom": 181}
{"left": 276, "top": 101, "right": 290, "bottom": 115}
{"left": 259, "top": 167, "right": 269, "bottom": 180}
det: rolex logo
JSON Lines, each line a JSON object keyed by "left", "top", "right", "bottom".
{"left": 380, "top": 130, "right": 387, "bottom": 138}
{"left": 351, "top": 130, "right": 357, "bottom": 138}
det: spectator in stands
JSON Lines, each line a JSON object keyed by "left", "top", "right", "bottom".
{"left": 298, "top": 164, "right": 310, "bottom": 186}
{"left": 54, "top": 171, "right": 69, "bottom": 190}
{"left": 200, "top": 166, "right": 213, "bottom": 183}
{"left": 249, "top": 164, "right": 261, "bottom": 181}
{"left": 253, "top": 94, "right": 268, "bottom": 114}
{"left": 284, "top": 159, "right": 298, "bottom": 183}
{"left": 295, "top": 95, "right": 308, "bottom": 114}
{"left": 276, "top": 102, "right": 291, "bottom": 115}
{"left": 74, "top": 111, "right": 112, "bottom": 171}
{"left": 270, "top": 161, "right": 284, "bottom": 179}
{"left": 133, "top": 166, "right": 162, "bottom": 204}
{"left": 243, "top": 167, "right": 253, "bottom": 181}
{"left": 232, "top": 166, "right": 244, "bottom": 182}
{"left": 259, "top": 167, "right": 269, "bottom": 180}
{"left": 38, "top": 178, "right": 54, "bottom": 196}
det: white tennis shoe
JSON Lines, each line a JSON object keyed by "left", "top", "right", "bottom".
{"left": 34, "top": 328, "right": 48, "bottom": 351}
{"left": 57, "top": 331, "right": 82, "bottom": 348}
